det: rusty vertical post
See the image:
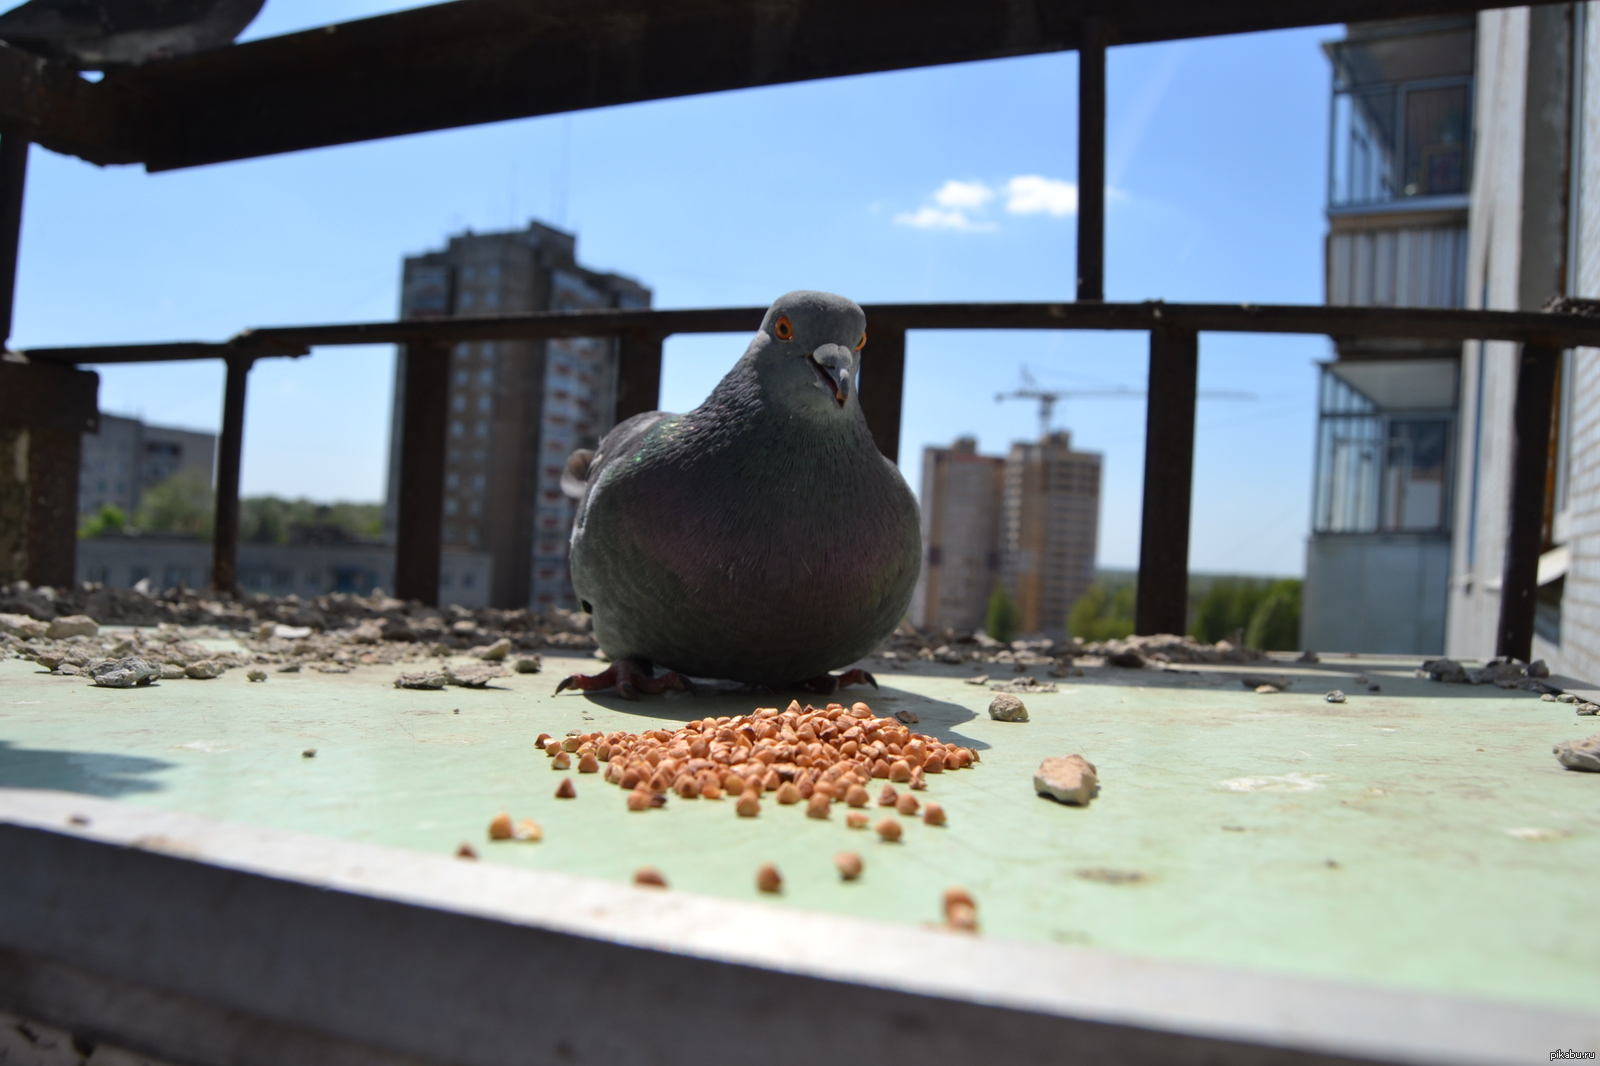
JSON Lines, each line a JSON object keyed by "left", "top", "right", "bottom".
{"left": 859, "top": 326, "right": 906, "bottom": 463}
{"left": 394, "top": 341, "right": 449, "bottom": 605}
{"left": 1135, "top": 326, "right": 1198, "bottom": 636}
{"left": 614, "top": 329, "right": 665, "bottom": 426}
{"left": 0, "top": 361, "right": 97, "bottom": 588}
{"left": 209, "top": 354, "right": 251, "bottom": 593}
{"left": 0, "top": 132, "right": 28, "bottom": 347}
{"left": 1496, "top": 342, "right": 1560, "bottom": 661}
{"left": 1076, "top": 20, "right": 1108, "bottom": 303}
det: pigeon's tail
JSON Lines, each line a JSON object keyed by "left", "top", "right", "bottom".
{"left": 560, "top": 449, "right": 594, "bottom": 500}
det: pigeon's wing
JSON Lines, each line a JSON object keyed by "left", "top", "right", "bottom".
{"left": 566, "top": 410, "right": 674, "bottom": 505}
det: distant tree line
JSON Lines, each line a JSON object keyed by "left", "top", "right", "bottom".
{"left": 80, "top": 471, "right": 383, "bottom": 545}
{"left": 980, "top": 571, "right": 1302, "bottom": 650}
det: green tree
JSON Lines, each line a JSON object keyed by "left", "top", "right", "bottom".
{"left": 239, "top": 496, "right": 385, "bottom": 544}
{"left": 1189, "top": 578, "right": 1269, "bottom": 644}
{"left": 135, "top": 470, "right": 214, "bottom": 538}
{"left": 79, "top": 503, "right": 126, "bottom": 538}
{"left": 985, "top": 584, "right": 1019, "bottom": 643}
{"left": 1244, "top": 579, "right": 1302, "bottom": 651}
{"left": 1068, "top": 582, "right": 1136, "bottom": 642}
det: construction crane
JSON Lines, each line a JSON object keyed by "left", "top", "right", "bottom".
{"left": 995, "top": 367, "right": 1254, "bottom": 440}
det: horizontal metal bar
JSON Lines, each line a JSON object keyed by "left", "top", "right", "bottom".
{"left": 22, "top": 301, "right": 1600, "bottom": 366}
{"left": 85, "top": 0, "right": 1563, "bottom": 172}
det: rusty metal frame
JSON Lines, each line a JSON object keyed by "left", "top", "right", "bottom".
{"left": 2, "top": 0, "right": 1573, "bottom": 653}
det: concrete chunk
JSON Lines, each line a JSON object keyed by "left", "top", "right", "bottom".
{"left": 1035, "top": 754, "right": 1098, "bottom": 805}
{"left": 45, "top": 614, "right": 98, "bottom": 639}
{"left": 1554, "top": 734, "right": 1600, "bottom": 772}
{"left": 88, "top": 657, "right": 160, "bottom": 688}
{"left": 988, "top": 694, "right": 1028, "bottom": 722}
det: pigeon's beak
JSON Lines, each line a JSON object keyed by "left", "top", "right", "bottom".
{"left": 808, "top": 344, "right": 853, "bottom": 407}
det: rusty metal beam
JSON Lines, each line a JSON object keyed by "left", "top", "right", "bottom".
{"left": 613, "top": 329, "right": 665, "bottom": 427}
{"left": 1496, "top": 343, "right": 1561, "bottom": 662}
{"left": 53, "top": 0, "right": 1554, "bottom": 172}
{"left": 0, "top": 132, "right": 27, "bottom": 347}
{"left": 25, "top": 302, "right": 1600, "bottom": 365}
{"left": 1134, "top": 326, "right": 1198, "bottom": 636}
{"left": 0, "top": 361, "right": 98, "bottom": 589}
{"left": 0, "top": 44, "right": 140, "bottom": 166}
{"left": 859, "top": 326, "right": 907, "bottom": 463}
{"left": 393, "top": 341, "right": 450, "bottom": 606}
{"left": 209, "top": 354, "right": 250, "bottom": 594}
{"left": 1076, "top": 18, "right": 1108, "bottom": 303}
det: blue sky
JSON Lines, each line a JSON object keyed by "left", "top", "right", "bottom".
{"left": 16, "top": 2, "right": 1337, "bottom": 576}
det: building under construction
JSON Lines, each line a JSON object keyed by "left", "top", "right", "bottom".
{"left": 913, "top": 432, "right": 1101, "bottom": 639}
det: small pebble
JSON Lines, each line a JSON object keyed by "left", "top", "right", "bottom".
{"left": 488, "top": 812, "right": 513, "bottom": 840}
{"left": 878, "top": 785, "right": 899, "bottom": 807}
{"left": 805, "top": 793, "right": 831, "bottom": 819}
{"left": 1579, "top": 703, "right": 1600, "bottom": 716}
{"left": 514, "top": 818, "right": 542, "bottom": 841}
{"left": 845, "top": 784, "right": 870, "bottom": 807}
{"left": 894, "top": 709, "right": 919, "bottom": 724}
{"left": 634, "top": 867, "right": 667, "bottom": 888}
{"left": 1368, "top": 684, "right": 1381, "bottom": 692}
{"left": 756, "top": 863, "right": 783, "bottom": 893}
{"left": 1542, "top": 693, "right": 1558, "bottom": 702}
{"left": 1254, "top": 684, "right": 1279, "bottom": 694}
{"left": 246, "top": 668, "right": 267, "bottom": 682}
{"left": 302, "top": 748, "right": 317, "bottom": 758}
{"left": 1035, "top": 754, "right": 1098, "bottom": 806}
{"left": 946, "top": 901, "right": 978, "bottom": 932}
{"left": 776, "top": 781, "right": 802, "bottom": 804}
{"left": 923, "top": 802, "right": 947, "bottom": 826}
{"left": 896, "top": 792, "right": 920, "bottom": 816}
{"left": 455, "top": 843, "right": 478, "bottom": 860}
{"left": 552, "top": 752, "right": 571, "bottom": 770}
{"left": 555, "top": 777, "right": 577, "bottom": 799}
{"left": 1326, "top": 690, "right": 1346, "bottom": 704}
{"left": 835, "top": 851, "right": 863, "bottom": 881}
{"left": 988, "top": 693, "right": 1029, "bottom": 722}
{"left": 736, "top": 791, "right": 762, "bottom": 817}
{"left": 846, "top": 811, "right": 870, "bottom": 829}
{"left": 513, "top": 655, "right": 543, "bottom": 674}
{"left": 876, "top": 818, "right": 903, "bottom": 842}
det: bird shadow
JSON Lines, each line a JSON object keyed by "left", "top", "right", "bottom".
{"left": 565, "top": 682, "right": 990, "bottom": 750}
{"left": 0, "top": 740, "right": 173, "bottom": 797}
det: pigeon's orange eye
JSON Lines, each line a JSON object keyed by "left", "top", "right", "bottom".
{"left": 854, "top": 333, "right": 867, "bottom": 351}
{"left": 774, "top": 316, "right": 793, "bottom": 341}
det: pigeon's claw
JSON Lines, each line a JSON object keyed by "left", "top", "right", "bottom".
{"left": 836, "top": 668, "right": 878, "bottom": 690}
{"left": 555, "top": 659, "right": 695, "bottom": 700}
{"left": 795, "top": 668, "right": 879, "bottom": 695}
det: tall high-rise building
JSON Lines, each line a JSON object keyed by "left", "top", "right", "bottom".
{"left": 910, "top": 437, "right": 1005, "bottom": 631}
{"left": 385, "top": 222, "right": 650, "bottom": 609}
{"left": 911, "top": 431, "right": 1101, "bottom": 639}
{"left": 1002, "top": 432, "right": 1101, "bottom": 639}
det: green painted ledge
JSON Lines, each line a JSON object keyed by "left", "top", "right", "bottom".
{"left": 3, "top": 642, "right": 1596, "bottom": 1014}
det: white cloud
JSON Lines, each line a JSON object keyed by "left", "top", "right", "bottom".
{"left": 1004, "top": 175, "right": 1078, "bottom": 217}
{"left": 893, "top": 205, "right": 998, "bottom": 232}
{"left": 932, "top": 179, "right": 994, "bottom": 210}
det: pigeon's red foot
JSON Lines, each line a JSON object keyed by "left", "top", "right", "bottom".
{"left": 795, "top": 668, "right": 879, "bottom": 695}
{"left": 554, "top": 659, "right": 695, "bottom": 701}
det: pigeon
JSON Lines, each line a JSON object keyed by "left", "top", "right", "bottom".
{"left": 0, "top": 0, "right": 264, "bottom": 68}
{"left": 556, "top": 290, "right": 921, "bottom": 699}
